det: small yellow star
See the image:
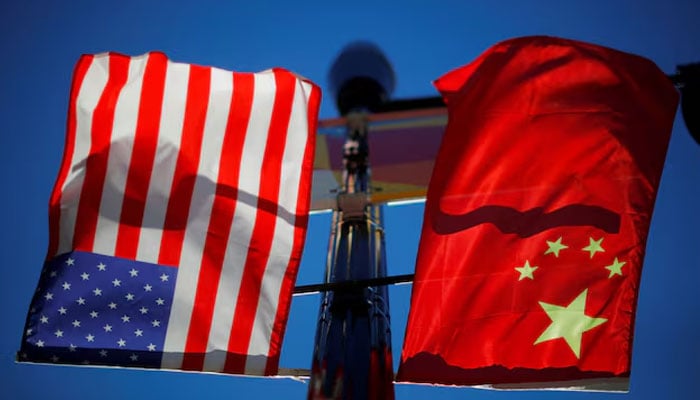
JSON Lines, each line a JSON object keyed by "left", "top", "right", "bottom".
{"left": 605, "top": 257, "right": 626, "bottom": 278}
{"left": 582, "top": 237, "right": 605, "bottom": 258}
{"left": 544, "top": 236, "right": 568, "bottom": 257}
{"left": 515, "top": 260, "right": 538, "bottom": 281}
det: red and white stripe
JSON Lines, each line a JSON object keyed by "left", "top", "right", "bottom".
{"left": 47, "top": 52, "right": 321, "bottom": 375}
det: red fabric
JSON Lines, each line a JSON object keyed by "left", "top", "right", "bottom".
{"left": 397, "top": 36, "right": 678, "bottom": 386}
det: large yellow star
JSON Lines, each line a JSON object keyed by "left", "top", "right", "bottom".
{"left": 582, "top": 237, "right": 605, "bottom": 258}
{"left": 605, "top": 257, "right": 626, "bottom": 278}
{"left": 534, "top": 289, "right": 607, "bottom": 358}
{"left": 544, "top": 236, "right": 568, "bottom": 257}
{"left": 515, "top": 260, "right": 538, "bottom": 281}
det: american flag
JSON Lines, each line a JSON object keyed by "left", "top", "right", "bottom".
{"left": 19, "top": 52, "right": 321, "bottom": 376}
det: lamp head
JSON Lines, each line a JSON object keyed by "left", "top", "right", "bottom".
{"left": 328, "top": 41, "right": 396, "bottom": 115}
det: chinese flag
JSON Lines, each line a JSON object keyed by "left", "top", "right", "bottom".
{"left": 397, "top": 36, "right": 679, "bottom": 390}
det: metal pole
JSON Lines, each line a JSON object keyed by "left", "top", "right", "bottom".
{"left": 308, "top": 112, "right": 394, "bottom": 399}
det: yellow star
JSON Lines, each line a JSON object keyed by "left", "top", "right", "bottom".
{"left": 534, "top": 289, "right": 607, "bottom": 358}
{"left": 582, "top": 237, "right": 605, "bottom": 258}
{"left": 605, "top": 257, "right": 626, "bottom": 278}
{"left": 544, "top": 236, "right": 568, "bottom": 257}
{"left": 515, "top": 260, "right": 538, "bottom": 281}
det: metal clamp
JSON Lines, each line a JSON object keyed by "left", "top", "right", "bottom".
{"left": 337, "top": 192, "right": 369, "bottom": 221}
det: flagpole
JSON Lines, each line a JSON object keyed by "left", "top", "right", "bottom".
{"left": 308, "top": 42, "right": 396, "bottom": 399}
{"left": 308, "top": 111, "right": 394, "bottom": 399}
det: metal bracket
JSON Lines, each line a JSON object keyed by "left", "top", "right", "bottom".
{"left": 337, "top": 192, "right": 370, "bottom": 221}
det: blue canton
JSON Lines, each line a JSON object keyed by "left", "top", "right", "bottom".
{"left": 19, "top": 251, "right": 177, "bottom": 368}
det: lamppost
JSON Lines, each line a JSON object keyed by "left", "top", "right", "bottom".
{"left": 307, "top": 42, "right": 396, "bottom": 400}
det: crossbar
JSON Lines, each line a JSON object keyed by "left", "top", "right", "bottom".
{"left": 293, "top": 273, "right": 414, "bottom": 295}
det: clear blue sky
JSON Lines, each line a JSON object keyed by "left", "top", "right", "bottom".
{"left": 2, "top": 1, "right": 699, "bottom": 399}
